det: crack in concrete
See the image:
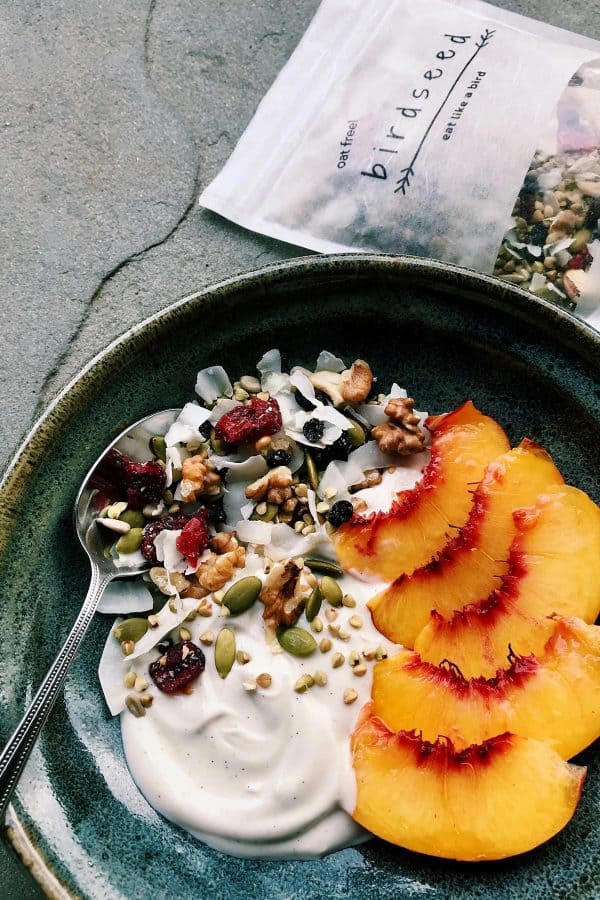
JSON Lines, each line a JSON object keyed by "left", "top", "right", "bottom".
{"left": 36, "top": 0, "right": 201, "bottom": 412}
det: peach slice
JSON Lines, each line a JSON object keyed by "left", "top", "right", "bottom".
{"left": 333, "top": 402, "right": 509, "bottom": 581}
{"left": 351, "top": 706, "right": 586, "bottom": 861}
{"left": 415, "top": 485, "right": 600, "bottom": 678}
{"left": 371, "top": 618, "right": 600, "bottom": 758}
{"left": 369, "top": 440, "right": 563, "bottom": 646}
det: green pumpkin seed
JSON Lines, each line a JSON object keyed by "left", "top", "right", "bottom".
{"left": 250, "top": 502, "right": 278, "bottom": 523}
{"left": 113, "top": 617, "right": 149, "bottom": 643}
{"left": 149, "top": 435, "right": 167, "bottom": 463}
{"left": 346, "top": 420, "right": 366, "bottom": 448}
{"left": 223, "top": 576, "right": 262, "bottom": 615}
{"left": 210, "top": 427, "right": 228, "bottom": 456}
{"left": 304, "top": 557, "right": 343, "bottom": 577}
{"left": 119, "top": 509, "right": 146, "bottom": 528}
{"left": 278, "top": 626, "right": 317, "bottom": 657}
{"left": 321, "top": 575, "right": 343, "bottom": 607}
{"left": 115, "top": 527, "right": 144, "bottom": 555}
{"left": 215, "top": 627, "right": 236, "bottom": 678}
{"left": 304, "top": 585, "right": 322, "bottom": 622}
{"left": 304, "top": 450, "right": 319, "bottom": 491}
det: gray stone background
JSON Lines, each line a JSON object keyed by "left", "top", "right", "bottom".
{"left": 1, "top": 0, "right": 598, "bottom": 895}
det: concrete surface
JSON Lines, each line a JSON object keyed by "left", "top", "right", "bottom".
{"left": 1, "top": 0, "right": 599, "bottom": 896}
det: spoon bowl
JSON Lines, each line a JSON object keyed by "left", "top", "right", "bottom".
{"left": 75, "top": 408, "right": 180, "bottom": 577}
{"left": 0, "top": 407, "right": 181, "bottom": 820}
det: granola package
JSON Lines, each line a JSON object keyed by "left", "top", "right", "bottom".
{"left": 199, "top": 0, "right": 600, "bottom": 328}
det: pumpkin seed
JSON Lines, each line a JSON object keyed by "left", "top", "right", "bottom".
{"left": 149, "top": 434, "right": 167, "bottom": 463}
{"left": 304, "top": 585, "right": 322, "bottom": 622}
{"left": 119, "top": 509, "right": 146, "bottom": 528}
{"left": 223, "top": 576, "right": 262, "bottom": 615}
{"left": 125, "top": 694, "right": 146, "bottom": 717}
{"left": 304, "top": 557, "right": 343, "bottom": 577}
{"left": 215, "top": 627, "right": 236, "bottom": 678}
{"left": 304, "top": 450, "right": 319, "bottom": 491}
{"left": 346, "top": 420, "right": 366, "bottom": 448}
{"left": 113, "top": 617, "right": 149, "bottom": 643}
{"left": 320, "top": 575, "right": 343, "bottom": 607}
{"left": 277, "top": 626, "right": 317, "bottom": 657}
{"left": 210, "top": 428, "right": 228, "bottom": 456}
{"left": 250, "top": 502, "right": 278, "bottom": 523}
{"left": 115, "top": 527, "right": 144, "bottom": 555}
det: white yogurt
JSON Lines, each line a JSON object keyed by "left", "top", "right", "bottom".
{"left": 120, "top": 465, "right": 422, "bottom": 859}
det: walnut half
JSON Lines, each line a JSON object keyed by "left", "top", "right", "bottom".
{"left": 245, "top": 466, "right": 293, "bottom": 504}
{"left": 180, "top": 453, "right": 222, "bottom": 502}
{"left": 260, "top": 559, "right": 311, "bottom": 632}
{"left": 372, "top": 397, "right": 426, "bottom": 456}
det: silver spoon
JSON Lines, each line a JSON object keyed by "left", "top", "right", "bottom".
{"left": 0, "top": 408, "right": 181, "bottom": 822}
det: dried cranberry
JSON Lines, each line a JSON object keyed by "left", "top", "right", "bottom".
{"left": 90, "top": 448, "right": 166, "bottom": 509}
{"left": 214, "top": 396, "right": 282, "bottom": 444}
{"left": 176, "top": 516, "right": 210, "bottom": 567}
{"left": 141, "top": 514, "right": 191, "bottom": 565}
{"left": 122, "top": 458, "right": 166, "bottom": 510}
{"left": 149, "top": 640, "right": 205, "bottom": 694}
{"left": 567, "top": 250, "right": 593, "bottom": 270}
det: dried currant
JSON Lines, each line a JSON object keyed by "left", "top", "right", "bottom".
{"left": 327, "top": 500, "right": 354, "bottom": 527}
{"left": 149, "top": 640, "right": 205, "bottom": 694}
{"left": 141, "top": 514, "right": 192, "bottom": 565}
{"left": 302, "top": 418, "right": 325, "bottom": 442}
{"left": 176, "top": 515, "right": 210, "bottom": 567}
{"left": 214, "top": 396, "right": 282, "bottom": 444}
{"left": 266, "top": 448, "right": 292, "bottom": 468}
{"left": 295, "top": 388, "right": 330, "bottom": 411}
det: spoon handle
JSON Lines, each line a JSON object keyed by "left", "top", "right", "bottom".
{"left": 0, "top": 563, "right": 113, "bottom": 823}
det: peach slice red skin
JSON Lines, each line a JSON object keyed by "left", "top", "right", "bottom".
{"left": 368, "top": 440, "right": 563, "bottom": 647}
{"left": 333, "top": 402, "right": 510, "bottom": 581}
{"left": 350, "top": 705, "right": 586, "bottom": 861}
{"left": 414, "top": 485, "right": 600, "bottom": 678}
{"left": 371, "top": 617, "right": 600, "bottom": 759}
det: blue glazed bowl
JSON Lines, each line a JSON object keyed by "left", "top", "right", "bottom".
{"left": 0, "top": 255, "right": 598, "bottom": 899}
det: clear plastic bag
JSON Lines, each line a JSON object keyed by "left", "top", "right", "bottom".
{"left": 200, "top": 0, "right": 600, "bottom": 327}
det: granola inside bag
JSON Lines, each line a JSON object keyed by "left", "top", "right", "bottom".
{"left": 199, "top": 0, "right": 600, "bottom": 325}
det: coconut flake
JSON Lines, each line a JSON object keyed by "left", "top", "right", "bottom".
{"left": 154, "top": 530, "right": 186, "bottom": 573}
{"left": 348, "top": 440, "right": 397, "bottom": 471}
{"left": 223, "top": 482, "right": 255, "bottom": 529}
{"left": 315, "top": 350, "right": 346, "bottom": 373}
{"left": 290, "top": 370, "right": 316, "bottom": 404}
{"left": 113, "top": 548, "right": 145, "bottom": 570}
{"left": 218, "top": 454, "right": 268, "bottom": 482}
{"left": 97, "top": 579, "right": 154, "bottom": 615}
{"left": 235, "top": 519, "right": 273, "bottom": 545}
{"left": 129, "top": 596, "right": 199, "bottom": 660}
{"left": 165, "top": 445, "right": 191, "bottom": 487}
{"left": 256, "top": 349, "right": 290, "bottom": 394}
{"left": 356, "top": 401, "right": 386, "bottom": 426}
{"left": 164, "top": 403, "right": 212, "bottom": 447}
{"left": 195, "top": 366, "right": 233, "bottom": 404}
{"left": 98, "top": 619, "right": 129, "bottom": 716}
{"left": 267, "top": 523, "right": 331, "bottom": 562}
{"left": 208, "top": 397, "right": 239, "bottom": 425}
{"left": 530, "top": 272, "right": 548, "bottom": 293}
{"left": 388, "top": 383, "right": 408, "bottom": 400}
{"left": 545, "top": 236, "right": 573, "bottom": 255}
{"left": 307, "top": 488, "right": 320, "bottom": 524}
